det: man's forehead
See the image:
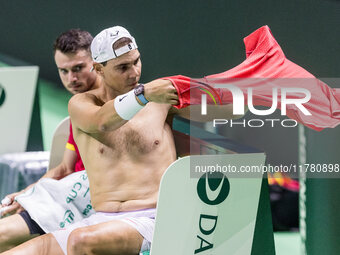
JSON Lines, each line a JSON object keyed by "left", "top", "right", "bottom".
{"left": 57, "top": 60, "right": 87, "bottom": 69}
{"left": 55, "top": 48, "right": 90, "bottom": 57}
{"left": 55, "top": 50, "right": 92, "bottom": 68}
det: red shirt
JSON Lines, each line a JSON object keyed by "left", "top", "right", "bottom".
{"left": 66, "top": 122, "right": 85, "bottom": 172}
{"left": 164, "top": 26, "right": 340, "bottom": 131}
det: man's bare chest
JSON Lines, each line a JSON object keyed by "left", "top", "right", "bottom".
{"left": 79, "top": 103, "right": 171, "bottom": 160}
{"left": 110, "top": 121, "right": 161, "bottom": 154}
{"left": 100, "top": 112, "right": 169, "bottom": 157}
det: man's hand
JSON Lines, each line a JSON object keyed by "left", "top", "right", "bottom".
{"left": 144, "top": 79, "right": 178, "bottom": 105}
{"left": 0, "top": 191, "right": 25, "bottom": 217}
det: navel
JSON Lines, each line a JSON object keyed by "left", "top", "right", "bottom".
{"left": 154, "top": 140, "right": 160, "bottom": 146}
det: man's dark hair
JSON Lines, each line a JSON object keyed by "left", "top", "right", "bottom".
{"left": 53, "top": 29, "right": 93, "bottom": 54}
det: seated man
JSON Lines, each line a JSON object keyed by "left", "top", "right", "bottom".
{"left": 0, "top": 26, "right": 235, "bottom": 255}
{"left": 0, "top": 29, "right": 100, "bottom": 252}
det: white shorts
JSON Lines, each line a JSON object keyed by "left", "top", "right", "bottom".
{"left": 51, "top": 208, "right": 156, "bottom": 254}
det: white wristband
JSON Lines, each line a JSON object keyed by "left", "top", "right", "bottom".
{"left": 114, "top": 90, "right": 144, "bottom": 120}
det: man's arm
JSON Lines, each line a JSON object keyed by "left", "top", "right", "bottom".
{"left": 42, "top": 148, "right": 77, "bottom": 179}
{"left": 68, "top": 92, "right": 126, "bottom": 134}
{"left": 69, "top": 79, "right": 178, "bottom": 134}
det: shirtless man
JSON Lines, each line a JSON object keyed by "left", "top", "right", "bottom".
{"left": 1, "top": 25, "right": 234, "bottom": 255}
{"left": 0, "top": 29, "right": 100, "bottom": 252}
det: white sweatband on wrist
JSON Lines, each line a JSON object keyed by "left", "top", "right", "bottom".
{"left": 114, "top": 90, "right": 144, "bottom": 120}
{"left": 1, "top": 196, "right": 12, "bottom": 206}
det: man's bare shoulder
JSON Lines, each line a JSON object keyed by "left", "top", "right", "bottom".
{"left": 68, "top": 88, "right": 106, "bottom": 133}
{"left": 69, "top": 88, "right": 103, "bottom": 107}
{"left": 68, "top": 88, "right": 105, "bottom": 125}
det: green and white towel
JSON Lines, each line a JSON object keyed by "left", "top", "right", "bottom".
{"left": 16, "top": 171, "right": 94, "bottom": 233}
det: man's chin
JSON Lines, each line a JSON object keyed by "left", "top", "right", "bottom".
{"left": 69, "top": 86, "right": 87, "bottom": 94}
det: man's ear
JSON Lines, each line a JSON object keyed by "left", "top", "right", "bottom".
{"left": 93, "top": 63, "right": 104, "bottom": 75}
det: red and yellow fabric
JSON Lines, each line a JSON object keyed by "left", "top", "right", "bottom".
{"left": 66, "top": 122, "right": 85, "bottom": 172}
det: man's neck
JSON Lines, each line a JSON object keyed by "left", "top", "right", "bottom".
{"left": 99, "top": 83, "right": 122, "bottom": 102}
{"left": 92, "top": 76, "right": 102, "bottom": 90}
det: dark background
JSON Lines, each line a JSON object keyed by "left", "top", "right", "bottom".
{"left": 0, "top": 0, "right": 338, "bottom": 87}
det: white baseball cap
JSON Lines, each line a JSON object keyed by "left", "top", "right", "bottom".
{"left": 91, "top": 26, "right": 138, "bottom": 63}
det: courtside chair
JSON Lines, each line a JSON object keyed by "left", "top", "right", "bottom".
{"left": 47, "top": 116, "right": 70, "bottom": 170}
